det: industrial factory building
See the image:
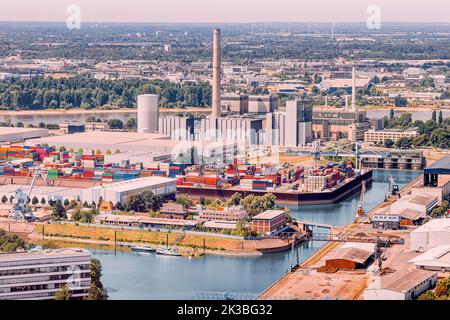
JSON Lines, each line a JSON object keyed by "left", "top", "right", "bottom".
{"left": 410, "top": 218, "right": 450, "bottom": 252}
{"left": 81, "top": 176, "right": 177, "bottom": 204}
{"left": 26, "top": 131, "right": 237, "bottom": 163}
{"left": 409, "top": 245, "right": 450, "bottom": 272}
{"left": 157, "top": 28, "right": 313, "bottom": 148}
{"left": 0, "top": 127, "right": 48, "bottom": 143}
{"left": 325, "top": 242, "right": 375, "bottom": 270}
{"left": 364, "top": 269, "right": 437, "bottom": 300}
{"left": 312, "top": 108, "right": 370, "bottom": 142}
{"left": 390, "top": 193, "right": 438, "bottom": 216}
{"left": 0, "top": 248, "right": 91, "bottom": 300}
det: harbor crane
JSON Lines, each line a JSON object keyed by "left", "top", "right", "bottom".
{"left": 9, "top": 166, "right": 47, "bottom": 222}
{"left": 356, "top": 180, "right": 366, "bottom": 217}
{"left": 387, "top": 174, "right": 400, "bottom": 199}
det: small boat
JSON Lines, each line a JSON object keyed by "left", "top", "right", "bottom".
{"left": 156, "top": 248, "right": 182, "bottom": 256}
{"left": 131, "top": 245, "right": 156, "bottom": 253}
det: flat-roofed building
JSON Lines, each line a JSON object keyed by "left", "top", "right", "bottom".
{"left": 248, "top": 95, "right": 278, "bottom": 114}
{"left": 94, "top": 214, "right": 197, "bottom": 230}
{"left": 364, "top": 269, "right": 437, "bottom": 300}
{"left": 409, "top": 245, "right": 450, "bottom": 272}
{"left": 251, "top": 210, "right": 286, "bottom": 235}
{"left": 81, "top": 176, "right": 177, "bottom": 204}
{"left": 60, "top": 122, "right": 85, "bottom": 134}
{"left": 203, "top": 220, "right": 237, "bottom": 232}
{"left": 312, "top": 108, "right": 370, "bottom": 142}
{"left": 364, "top": 128, "right": 418, "bottom": 143}
{"left": 85, "top": 122, "right": 110, "bottom": 131}
{"left": 0, "top": 248, "right": 91, "bottom": 300}
{"left": 372, "top": 213, "right": 401, "bottom": 230}
{"left": 0, "top": 127, "right": 49, "bottom": 143}
{"left": 222, "top": 94, "right": 249, "bottom": 115}
{"left": 198, "top": 208, "right": 248, "bottom": 222}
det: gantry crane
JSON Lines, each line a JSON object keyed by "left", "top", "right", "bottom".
{"left": 9, "top": 166, "right": 47, "bottom": 222}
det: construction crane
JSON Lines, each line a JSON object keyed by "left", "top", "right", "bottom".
{"left": 9, "top": 166, "right": 47, "bottom": 222}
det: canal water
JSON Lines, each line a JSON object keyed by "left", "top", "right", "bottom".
{"left": 92, "top": 169, "right": 420, "bottom": 300}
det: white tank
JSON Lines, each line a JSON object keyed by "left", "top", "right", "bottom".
{"left": 137, "top": 94, "right": 159, "bottom": 133}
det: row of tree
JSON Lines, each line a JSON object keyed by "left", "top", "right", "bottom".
{"left": 382, "top": 109, "right": 450, "bottom": 149}
{"left": 0, "top": 76, "right": 212, "bottom": 110}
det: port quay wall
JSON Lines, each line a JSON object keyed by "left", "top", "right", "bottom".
{"left": 176, "top": 170, "right": 373, "bottom": 205}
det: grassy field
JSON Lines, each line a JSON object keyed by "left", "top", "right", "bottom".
{"left": 35, "top": 223, "right": 243, "bottom": 251}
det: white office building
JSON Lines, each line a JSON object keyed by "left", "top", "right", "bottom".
{"left": 0, "top": 248, "right": 91, "bottom": 300}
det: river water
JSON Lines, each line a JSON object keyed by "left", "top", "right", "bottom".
{"left": 91, "top": 169, "right": 420, "bottom": 300}
{"left": 1, "top": 109, "right": 448, "bottom": 126}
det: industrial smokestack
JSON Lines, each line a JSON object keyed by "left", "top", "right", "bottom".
{"left": 351, "top": 66, "right": 357, "bottom": 112}
{"left": 211, "top": 28, "right": 221, "bottom": 118}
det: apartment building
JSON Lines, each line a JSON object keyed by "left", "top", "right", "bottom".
{"left": 364, "top": 128, "right": 418, "bottom": 143}
{"left": 0, "top": 248, "right": 91, "bottom": 300}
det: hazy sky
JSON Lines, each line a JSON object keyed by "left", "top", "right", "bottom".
{"left": 0, "top": 0, "right": 449, "bottom": 23}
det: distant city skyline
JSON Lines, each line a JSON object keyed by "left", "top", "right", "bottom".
{"left": 0, "top": 0, "right": 449, "bottom": 23}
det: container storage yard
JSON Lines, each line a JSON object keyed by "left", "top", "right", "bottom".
{"left": 0, "top": 143, "right": 371, "bottom": 206}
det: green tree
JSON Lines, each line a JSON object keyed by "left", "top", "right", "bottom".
{"left": 384, "top": 138, "right": 394, "bottom": 148}
{"left": 1, "top": 195, "right": 7, "bottom": 204}
{"left": 394, "top": 96, "right": 407, "bottom": 107}
{"left": 31, "top": 196, "right": 39, "bottom": 206}
{"left": 395, "top": 137, "right": 413, "bottom": 149}
{"left": 430, "top": 129, "right": 450, "bottom": 149}
{"left": 175, "top": 194, "right": 194, "bottom": 210}
{"left": 438, "top": 111, "right": 443, "bottom": 125}
{"left": 412, "top": 134, "right": 429, "bottom": 147}
{"left": 40, "top": 197, "right": 46, "bottom": 206}
{"left": 418, "top": 291, "right": 437, "bottom": 300}
{"left": 85, "top": 258, "right": 108, "bottom": 300}
{"left": 55, "top": 284, "right": 72, "bottom": 300}
{"left": 227, "top": 192, "right": 243, "bottom": 206}
{"left": 63, "top": 199, "right": 70, "bottom": 207}
{"left": 0, "top": 229, "right": 28, "bottom": 252}
{"left": 52, "top": 200, "right": 67, "bottom": 219}
{"left": 432, "top": 110, "right": 437, "bottom": 123}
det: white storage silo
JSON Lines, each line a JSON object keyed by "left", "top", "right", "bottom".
{"left": 137, "top": 94, "right": 159, "bottom": 133}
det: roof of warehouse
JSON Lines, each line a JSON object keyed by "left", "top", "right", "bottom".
{"left": 203, "top": 220, "right": 237, "bottom": 230}
{"left": 395, "top": 208, "right": 425, "bottom": 221}
{"left": 98, "top": 176, "right": 177, "bottom": 192}
{"left": 381, "top": 269, "right": 437, "bottom": 293}
{"left": 411, "top": 218, "right": 450, "bottom": 233}
{"left": 424, "top": 156, "right": 450, "bottom": 175}
{"left": 326, "top": 247, "right": 373, "bottom": 265}
{"left": 409, "top": 245, "right": 450, "bottom": 267}
{"left": 0, "top": 127, "right": 48, "bottom": 134}
{"left": 252, "top": 210, "right": 286, "bottom": 220}
{"left": 408, "top": 193, "right": 438, "bottom": 206}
